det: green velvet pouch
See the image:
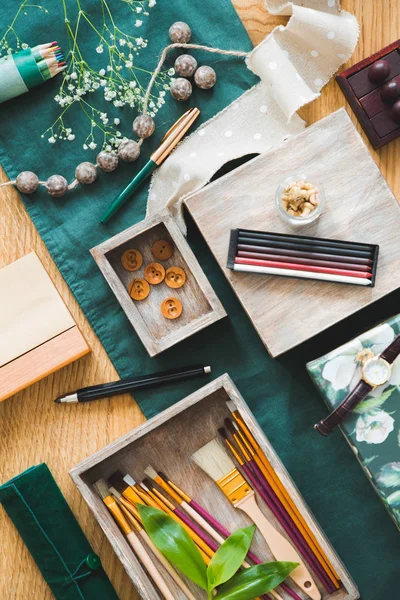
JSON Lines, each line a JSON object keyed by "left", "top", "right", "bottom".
{"left": 0, "top": 463, "right": 118, "bottom": 600}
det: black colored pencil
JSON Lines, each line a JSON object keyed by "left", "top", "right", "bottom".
{"left": 237, "top": 244, "right": 373, "bottom": 265}
{"left": 238, "top": 229, "right": 372, "bottom": 252}
{"left": 54, "top": 365, "right": 211, "bottom": 404}
{"left": 237, "top": 236, "right": 373, "bottom": 258}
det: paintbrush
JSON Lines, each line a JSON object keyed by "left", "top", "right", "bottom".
{"left": 220, "top": 426, "right": 334, "bottom": 594}
{"left": 191, "top": 438, "right": 321, "bottom": 600}
{"left": 109, "top": 488, "right": 197, "bottom": 600}
{"left": 94, "top": 479, "right": 175, "bottom": 600}
{"left": 226, "top": 418, "right": 339, "bottom": 590}
{"left": 108, "top": 471, "right": 161, "bottom": 510}
{"left": 225, "top": 400, "right": 340, "bottom": 586}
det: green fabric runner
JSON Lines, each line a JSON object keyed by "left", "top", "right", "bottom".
{"left": 0, "top": 1, "right": 399, "bottom": 598}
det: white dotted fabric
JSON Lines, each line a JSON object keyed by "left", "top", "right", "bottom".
{"left": 147, "top": 0, "right": 359, "bottom": 233}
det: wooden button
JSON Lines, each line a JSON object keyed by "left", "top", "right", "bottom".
{"left": 165, "top": 266, "right": 186, "bottom": 289}
{"left": 121, "top": 249, "right": 143, "bottom": 271}
{"left": 144, "top": 262, "right": 165, "bottom": 285}
{"left": 151, "top": 239, "right": 174, "bottom": 261}
{"left": 128, "top": 278, "right": 150, "bottom": 301}
{"left": 161, "top": 297, "right": 183, "bottom": 319}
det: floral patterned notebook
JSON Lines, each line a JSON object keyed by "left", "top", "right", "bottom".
{"left": 307, "top": 315, "right": 400, "bottom": 531}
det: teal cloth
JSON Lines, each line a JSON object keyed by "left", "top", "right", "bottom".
{"left": 0, "top": 463, "right": 118, "bottom": 600}
{"left": 0, "top": 1, "right": 400, "bottom": 598}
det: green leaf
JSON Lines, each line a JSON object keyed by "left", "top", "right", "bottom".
{"left": 138, "top": 504, "right": 208, "bottom": 590}
{"left": 207, "top": 526, "right": 255, "bottom": 592}
{"left": 214, "top": 562, "right": 298, "bottom": 600}
{"left": 353, "top": 387, "right": 395, "bottom": 414}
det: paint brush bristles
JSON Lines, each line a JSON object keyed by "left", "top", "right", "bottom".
{"left": 191, "top": 438, "right": 236, "bottom": 481}
{"left": 94, "top": 478, "right": 111, "bottom": 500}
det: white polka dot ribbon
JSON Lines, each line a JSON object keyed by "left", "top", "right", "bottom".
{"left": 147, "top": 0, "right": 359, "bottom": 233}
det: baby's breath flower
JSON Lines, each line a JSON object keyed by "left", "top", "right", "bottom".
{"left": 96, "top": 44, "right": 104, "bottom": 53}
{"left": 89, "top": 141, "right": 97, "bottom": 150}
{"left": 67, "top": 133, "right": 75, "bottom": 141}
{"left": 48, "top": 136, "right": 56, "bottom": 143}
{"left": 114, "top": 118, "right": 120, "bottom": 125}
{"left": 167, "top": 68, "right": 175, "bottom": 76}
{"left": 99, "top": 68, "right": 106, "bottom": 76}
{"left": 135, "top": 20, "right": 143, "bottom": 27}
{"left": 70, "top": 72, "right": 78, "bottom": 80}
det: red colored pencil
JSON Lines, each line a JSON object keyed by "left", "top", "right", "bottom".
{"left": 237, "top": 251, "right": 372, "bottom": 272}
{"left": 235, "top": 257, "right": 372, "bottom": 279}
{"left": 237, "top": 244, "right": 374, "bottom": 265}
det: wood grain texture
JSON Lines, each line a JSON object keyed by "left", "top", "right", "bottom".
{"left": 91, "top": 210, "right": 226, "bottom": 356}
{"left": 1, "top": 2, "right": 399, "bottom": 598}
{"left": 185, "top": 109, "right": 400, "bottom": 357}
{"left": 70, "top": 374, "right": 359, "bottom": 600}
{"left": 0, "top": 326, "right": 90, "bottom": 402}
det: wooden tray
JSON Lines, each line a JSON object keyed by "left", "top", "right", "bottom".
{"left": 184, "top": 109, "right": 400, "bottom": 357}
{"left": 91, "top": 209, "right": 226, "bottom": 357}
{"left": 70, "top": 374, "right": 359, "bottom": 600}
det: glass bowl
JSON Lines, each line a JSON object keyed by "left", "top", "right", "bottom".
{"left": 275, "top": 174, "right": 325, "bottom": 227}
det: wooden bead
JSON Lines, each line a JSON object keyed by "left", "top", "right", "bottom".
{"left": 368, "top": 59, "right": 391, "bottom": 83}
{"left": 170, "top": 78, "right": 192, "bottom": 101}
{"left": 118, "top": 139, "right": 140, "bottom": 162}
{"left": 392, "top": 99, "right": 400, "bottom": 123}
{"left": 161, "top": 297, "right": 183, "bottom": 319}
{"left": 75, "top": 162, "right": 97, "bottom": 184}
{"left": 46, "top": 175, "right": 68, "bottom": 197}
{"left": 15, "top": 171, "right": 39, "bottom": 194}
{"left": 96, "top": 151, "right": 119, "bottom": 172}
{"left": 380, "top": 81, "right": 400, "bottom": 104}
{"left": 165, "top": 266, "right": 186, "bottom": 289}
{"left": 194, "top": 66, "right": 216, "bottom": 89}
{"left": 151, "top": 239, "right": 174, "bottom": 260}
{"left": 174, "top": 54, "right": 197, "bottom": 78}
{"left": 144, "top": 262, "right": 165, "bottom": 285}
{"left": 133, "top": 114, "right": 155, "bottom": 139}
{"left": 169, "top": 21, "right": 191, "bottom": 44}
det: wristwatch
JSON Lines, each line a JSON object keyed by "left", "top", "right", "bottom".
{"left": 315, "top": 333, "right": 400, "bottom": 436}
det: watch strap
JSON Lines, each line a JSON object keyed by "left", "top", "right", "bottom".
{"left": 380, "top": 334, "right": 400, "bottom": 364}
{"left": 315, "top": 380, "right": 373, "bottom": 436}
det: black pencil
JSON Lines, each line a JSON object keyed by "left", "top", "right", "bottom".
{"left": 238, "top": 229, "right": 372, "bottom": 252}
{"left": 54, "top": 365, "right": 211, "bottom": 404}
{"left": 237, "top": 236, "right": 374, "bottom": 258}
{"left": 237, "top": 244, "right": 373, "bottom": 265}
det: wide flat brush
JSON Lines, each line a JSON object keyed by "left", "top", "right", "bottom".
{"left": 94, "top": 479, "right": 175, "bottom": 600}
{"left": 220, "top": 426, "right": 335, "bottom": 594}
{"left": 192, "top": 438, "right": 321, "bottom": 600}
{"left": 226, "top": 400, "right": 340, "bottom": 584}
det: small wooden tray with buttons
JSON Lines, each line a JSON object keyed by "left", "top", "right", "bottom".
{"left": 91, "top": 209, "right": 226, "bottom": 356}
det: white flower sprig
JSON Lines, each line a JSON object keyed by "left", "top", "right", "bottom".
{"left": 1, "top": 0, "right": 172, "bottom": 151}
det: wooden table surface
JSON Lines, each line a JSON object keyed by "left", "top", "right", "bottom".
{"left": 0, "top": 2, "right": 399, "bottom": 598}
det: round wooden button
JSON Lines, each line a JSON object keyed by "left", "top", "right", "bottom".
{"left": 121, "top": 249, "right": 143, "bottom": 271}
{"left": 165, "top": 266, "right": 186, "bottom": 289}
{"left": 161, "top": 297, "right": 183, "bottom": 319}
{"left": 144, "top": 262, "right": 165, "bottom": 285}
{"left": 151, "top": 239, "right": 174, "bottom": 261}
{"left": 128, "top": 278, "right": 150, "bottom": 301}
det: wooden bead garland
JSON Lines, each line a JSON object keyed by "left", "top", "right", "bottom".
{"left": 0, "top": 21, "right": 248, "bottom": 199}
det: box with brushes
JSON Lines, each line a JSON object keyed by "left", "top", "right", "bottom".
{"left": 70, "top": 374, "right": 359, "bottom": 600}
{"left": 91, "top": 209, "right": 226, "bottom": 357}
{"left": 227, "top": 229, "right": 379, "bottom": 287}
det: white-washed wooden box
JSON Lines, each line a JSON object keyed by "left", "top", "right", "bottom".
{"left": 70, "top": 374, "right": 359, "bottom": 600}
{"left": 91, "top": 209, "right": 226, "bottom": 356}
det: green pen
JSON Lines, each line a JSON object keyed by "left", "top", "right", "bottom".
{"left": 100, "top": 107, "right": 200, "bottom": 224}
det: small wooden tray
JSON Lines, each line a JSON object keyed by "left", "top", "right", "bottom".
{"left": 91, "top": 209, "right": 226, "bottom": 357}
{"left": 70, "top": 374, "right": 359, "bottom": 600}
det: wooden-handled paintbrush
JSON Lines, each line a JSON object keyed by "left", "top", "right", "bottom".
{"left": 225, "top": 400, "right": 340, "bottom": 588}
{"left": 220, "top": 425, "right": 335, "bottom": 594}
{"left": 94, "top": 479, "right": 175, "bottom": 600}
{"left": 191, "top": 438, "right": 321, "bottom": 600}
{"left": 109, "top": 488, "right": 197, "bottom": 600}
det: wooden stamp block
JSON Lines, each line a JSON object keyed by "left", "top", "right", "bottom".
{"left": 91, "top": 209, "right": 226, "bottom": 357}
{"left": 70, "top": 374, "right": 359, "bottom": 600}
{"left": 0, "top": 252, "right": 90, "bottom": 402}
{"left": 336, "top": 40, "right": 400, "bottom": 149}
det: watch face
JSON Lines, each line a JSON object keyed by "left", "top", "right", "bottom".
{"left": 362, "top": 357, "right": 392, "bottom": 386}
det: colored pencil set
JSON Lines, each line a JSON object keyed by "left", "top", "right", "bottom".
{"left": 227, "top": 228, "right": 379, "bottom": 287}
{"left": 0, "top": 42, "right": 66, "bottom": 104}
{"left": 94, "top": 400, "right": 341, "bottom": 600}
